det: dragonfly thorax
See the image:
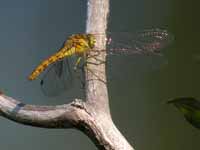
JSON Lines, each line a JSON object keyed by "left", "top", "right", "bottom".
{"left": 67, "top": 34, "right": 95, "bottom": 55}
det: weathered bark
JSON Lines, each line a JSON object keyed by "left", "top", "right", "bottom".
{"left": 0, "top": 0, "right": 134, "bottom": 149}
{"left": 84, "top": 0, "right": 134, "bottom": 149}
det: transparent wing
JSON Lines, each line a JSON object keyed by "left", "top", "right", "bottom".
{"left": 39, "top": 29, "right": 173, "bottom": 96}
{"left": 95, "top": 29, "right": 174, "bottom": 55}
{"left": 40, "top": 57, "right": 75, "bottom": 97}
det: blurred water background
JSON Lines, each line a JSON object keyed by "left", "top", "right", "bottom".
{"left": 0, "top": 0, "right": 199, "bottom": 149}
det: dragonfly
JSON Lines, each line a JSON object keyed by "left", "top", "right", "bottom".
{"left": 28, "top": 28, "right": 173, "bottom": 96}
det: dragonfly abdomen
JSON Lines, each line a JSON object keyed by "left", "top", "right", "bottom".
{"left": 28, "top": 47, "right": 76, "bottom": 80}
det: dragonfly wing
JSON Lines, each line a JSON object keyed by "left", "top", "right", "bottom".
{"left": 40, "top": 58, "right": 75, "bottom": 97}
{"left": 104, "top": 29, "right": 174, "bottom": 55}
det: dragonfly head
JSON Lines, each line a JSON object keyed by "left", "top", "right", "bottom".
{"left": 87, "top": 34, "right": 96, "bottom": 49}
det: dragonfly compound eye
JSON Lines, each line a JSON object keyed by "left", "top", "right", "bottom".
{"left": 87, "top": 34, "right": 96, "bottom": 49}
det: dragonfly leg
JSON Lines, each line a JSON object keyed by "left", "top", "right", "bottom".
{"left": 74, "top": 58, "right": 106, "bottom": 85}
{"left": 85, "top": 65, "right": 106, "bottom": 84}
{"left": 86, "top": 60, "right": 105, "bottom": 66}
{"left": 73, "top": 52, "right": 106, "bottom": 85}
{"left": 74, "top": 57, "right": 82, "bottom": 70}
{"left": 87, "top": 53, "right": 106, "bottom": 65}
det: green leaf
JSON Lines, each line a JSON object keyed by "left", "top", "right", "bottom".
{"left": 167, "top": 97, "right": 200, "bottom": 129}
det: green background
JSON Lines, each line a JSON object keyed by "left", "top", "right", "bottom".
{"left": 0, "top": 0, "right": 199, "bottom": 149}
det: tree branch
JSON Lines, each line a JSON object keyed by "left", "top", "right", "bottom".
{"left": 0, "top": 94, "right": 85, "bottom": 128}
{"left": 85, "top": 0, "right": 110, "bottom": 115}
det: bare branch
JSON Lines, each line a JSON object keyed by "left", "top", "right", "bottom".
{"left": 0, "top": 93, "right": 85, "bottom": 128}
{"left": 85, "top": 0, "right": 110, "bottom": 115}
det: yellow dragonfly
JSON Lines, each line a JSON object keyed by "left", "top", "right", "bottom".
{"left": 28, "top": 29, "right": 173, "bottom": 96}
